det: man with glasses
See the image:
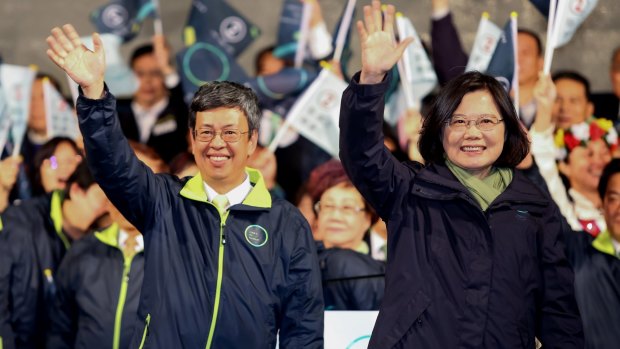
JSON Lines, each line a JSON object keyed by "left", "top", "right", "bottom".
{"left": 45, "top": 24, "right": 323, "bottom": 348}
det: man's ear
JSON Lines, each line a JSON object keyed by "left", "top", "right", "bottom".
{"left": 586, "top": 101, "right": 594, "bottom": 118}
{"left": 247, "top": 130, "right": 259, "bottom": 157}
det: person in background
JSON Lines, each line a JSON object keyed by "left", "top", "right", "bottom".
{"left": 47, "top": 23, "right": 323, "bottom": 348}
{"left": 115, "top": 35, "right": 188, "bottom": 164}
{"left": 247, "top": 145, "right": 286, "bottom": 199}
{"left": 339, "top": 2, "right": 582, "bottom": 347}
{"left": 562, "top": 158, "right": 620, "bottom": 349}
{"left": 0, "top": 162, "right": 108, "bottom": 349}
{"left": 307, "top": 160, "right": 385, "bottom": 310}
{"left": 0, "top": 156, "right": 21, "bottom": 213}
{"left": 592, "top": 46, "right": 620, "bottom": 122}
{"left": 30, "top": 137, "right": 82, "bottom": 197}
{"left": 47, "top": 145, "right": 167, "bottom": 349}
{"left": 530, "top": 73, "right": 616, "bottom": 236}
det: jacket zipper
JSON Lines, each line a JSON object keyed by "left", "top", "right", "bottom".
{"left": 138, "top": 313, "right": 151, "bottom": 349}
{"left": 205, "top": 210, "right": 229, "bottom": 349}
{"left": 113, "top": 252, "right": 137, "bottom": 349}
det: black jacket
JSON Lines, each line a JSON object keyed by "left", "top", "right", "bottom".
{"left": 47, "top": 224, "right": 144, "bottom": 349}
{"left": 0, "top": 192, "right": 69, "bottom": 349}
{"left": 564, "top": 229, "right": 620, "bottom": 349}
{"left": 116, "top": 83, "right": 188, "bottom": 164}
{"left": 318, "top": 245, "right": 385, "bottom": 310}
{"left": 76, "top": 88, "right": 324, "bottom": 349}
{"left": 339, "top": 73, "right": 584, "bottom": 349}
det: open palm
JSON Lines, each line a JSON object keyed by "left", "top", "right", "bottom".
{"left": 46, "top": 24, "right": 105, "bottom": 93}
{"left": 358, "top": 1, "right": 412, "bottom": 84}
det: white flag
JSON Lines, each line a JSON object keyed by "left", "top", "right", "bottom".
{"left": 395, "top": 13, "right": 438, "bottom": 105}
{"left": 44, "top": 78, "right": 80, "bottom": 140}
{"left": 285, "top": 69, "right": 347, "bottom": 158}
{"left": 553, "top": 0, "right": 598, "bottom": 48}
{"left": 0, "top": 86, "right": 9, "bottom": 153}
{"left": 466, "top": 13, "right": 503, "bottom": 73}
{"left": 0, "top": 64, "right": 36, "bottom": 156}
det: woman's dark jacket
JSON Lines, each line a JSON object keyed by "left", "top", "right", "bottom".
{"left": 339, "top": 73, "right": 583, "bottom": 349}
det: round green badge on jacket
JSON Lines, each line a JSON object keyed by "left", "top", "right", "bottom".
{"left": 244, "top": 225, "right": 268, "bottom": 247}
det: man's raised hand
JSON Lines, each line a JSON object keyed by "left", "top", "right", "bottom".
{"left": 358, "top": 0, "right": 413, "bottom": 84}
{"left": 46, "top": 24, "right": 106, "bottom": 99}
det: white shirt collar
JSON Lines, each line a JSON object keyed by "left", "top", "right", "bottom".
{"left": 131, "top": 97, "right": 169, "bottom": 143}
{"left": 203, "top": 172, "right": 253, "bottom": 210}
{"left": 611, "top": 235, "right": 620, "bottom": 256}
{"left": 118, "top": 229, "right": 144, "bottom": 252}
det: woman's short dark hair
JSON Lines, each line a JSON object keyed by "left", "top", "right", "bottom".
{"left": 418, "top": 71, "right": 529, "bottom": 168}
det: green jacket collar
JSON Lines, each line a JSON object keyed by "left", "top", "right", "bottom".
{"left": 94, "top": 223, "right": 121, "bottom": 248}
{"left": 50, "top": 190, "right": 71, "bottom": 250}
{"left": 592, "top": 229, "right": 620, "bottom": 259}
{"left": 180, "top": 167, "right": 272, "bottom": 209}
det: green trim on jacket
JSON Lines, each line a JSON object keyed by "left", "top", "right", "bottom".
{"left": 50, "top": 190, "right": 70, "bottom": 250}
{"left": 179, "top": 167, "right": 272, "bottom": 208}
{"left": 592, "top": 230, "right": 620, "bottom": 259}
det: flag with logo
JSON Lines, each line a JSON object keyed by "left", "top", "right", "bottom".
{"left": 91, "top": 0, "right": 157, "bottom": 42}
{"left": 331, "top": 0, "right": 357, "bottom": 75}
{"left": 530, "top": 0, "right": 598, "bottom": 48}
{"left": 281, "top": 69, "right": 348, "bottom": 158}
{"left": 43, "top": 78, "right": 80, "bottom": 140}
{"left": 273, "top": 0, "right": 304, "bottom": 60}
{"left": 486, "top": 19, "right": 515, "bottom": 92}
{"left": 244, "top": 67, "right": 317, "bottom": 105}
{"left": 395, "top": 13, "right": 437, "bottom": 106}
{"left": 466, "top": 13, "right": 503, "bottom": 73}
{"left": 186, "top": 0, "right": 261, "bottom": 58}
{"left": 0, "top": 64, "right": 36, "bottom": 156}
{"left": 176, "top": 26, "right": 248, "bottom": 103}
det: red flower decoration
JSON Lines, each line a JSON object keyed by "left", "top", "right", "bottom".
{"left": 564, "top": 134, "right": 581, "bottom": 151}
{"left": 589, "top": 122, "right": 606, "bottom": 141}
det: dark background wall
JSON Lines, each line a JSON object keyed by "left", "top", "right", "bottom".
{"left": 0, "top": 0, "right": 617, "bottom": 95}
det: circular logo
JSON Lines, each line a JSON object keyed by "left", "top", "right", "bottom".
{"left": 220, "top": 16, "right": 247, "bottom": 44}
{"left": 570, "top": 0, "right": 587, "bottom": 14}
{"left": 244, "top": 225, "right": 268, "bottom": 247}
{"left": 182, "top": 42, "right": 231, "bottom": 87}
{"left": 346, "top": 335, "right": 372, "bottom": 349}
{"left": 102, "top": 4, "right": 129, "bottom": 29}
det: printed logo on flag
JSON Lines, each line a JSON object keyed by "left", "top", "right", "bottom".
{"left": 220, "top": 16, "right": 247, "bottom": 43}
{"left": 571, "top": 0, "right": 587, "bottom": 14}
{"left": 102, "top": 4, "right": 129, "bottom": 30}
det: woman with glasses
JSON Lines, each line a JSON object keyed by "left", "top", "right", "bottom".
{"left": 338, "top": 1, "right": 583, "bottom": 348}
{"left": 307, "top": 160, "right": 385, "bottom": 310}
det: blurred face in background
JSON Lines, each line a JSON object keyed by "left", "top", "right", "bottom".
{"left": 257, "top": 51, "right": 286, "bottom": 76}
{"left": 560, "top": 139, "right": 612, "bottom": 195}
{"left": 40, "top": 141, "right": 82, "bottom": 193}
{"left": 29, "top": 78, "right": 47, "bottom": 135}
{"left": 132, "top": 53, "right": 167, "bottom": 108}
{"left": 315, "top": 183, "right": 371, "bottom": 250}
{"left": 603, "top": 173, "right": 620, "bottom": 242}
{"left": 553, "top": 78, "right": 593, "bottom": 130}
{"left": 517, "top": 33, "right": 543, "bottom": 86}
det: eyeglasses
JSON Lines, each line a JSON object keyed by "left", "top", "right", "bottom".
{"left": 314, "top": 202, "right": 365, "bottom": 215}
{"left": 194, "top": 128, "right": 250, "bottom": 143}
{"left": 447, "top": 115, "right": 504, "bottom": 131}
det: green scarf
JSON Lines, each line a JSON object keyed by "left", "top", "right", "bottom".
{"left": 445, "top": 159, "right": 513, "bottom": 211}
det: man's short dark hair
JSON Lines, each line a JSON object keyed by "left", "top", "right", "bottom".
{"left": 418, "top": 71, "right": 529, "bottom": 167}
{"left": 552, "top": 70, "right": 592, "bottom": 102}
{"left": 517, "top": 29, "right": 543, "bottom": 57}
{"left": 189, "top": 81, "right": 261, "bottom": 136}
{"left": 598, "top": 159, "right": 620, "bottom": 200}
{"left": 130, "top": 44, "right": 154, "bottom": 68}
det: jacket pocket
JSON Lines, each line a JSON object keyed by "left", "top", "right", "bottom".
{"left": 138, "top": 314, "right": 151, "bottom": 349}
{"left": 370, "top": 289, "right": 432, "bottom": 349}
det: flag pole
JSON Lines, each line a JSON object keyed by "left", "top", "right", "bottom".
{"left": 543, "top": 0, "right": 558, "bottom": 74}
{"left": 152, "top": 0, "right": 164, "bottom": 36}
{"left": 332, "top": 0, "right": 357, "bottom": 62}
{"left": 511, "top": 12, "right": 519, "bottom": 119}
{"left": 294, "top": 2, "right": 313, "bottom": 68}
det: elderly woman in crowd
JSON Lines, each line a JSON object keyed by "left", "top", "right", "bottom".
{"left": 338, "top": 1, "right": 583, "bottom": 348}
{"left": 306, "top": 159, "right": 385, "bottom": 310}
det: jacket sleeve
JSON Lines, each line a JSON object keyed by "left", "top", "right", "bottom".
{"left": 278, "top": 213, "right": 324, "bottom": 349}
{"left": 536, "top": 204, "right": 585, "bottom": 348}
{"left": 0, "top": 217, "right": 16, "bottom": 349}
{"left": 339, "top": 72, "right": 415, "bottom": 219}
{"left": 75, "top": 87, "right": 167, "bottom": 234}
{"left": 46, "top": 250, "right": 78, "bottom": 349}
{"left": 431, "top": 13, "right": 468, "bottom": 85}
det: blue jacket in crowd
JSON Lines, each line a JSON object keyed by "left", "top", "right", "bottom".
{"left": 339, "top": 73, "right": 584, "bottom": 349}
{"left": 75, "top": 88, "right": 324, "bottom": 349}
{"left": 47, "top": 223, "right": 145, "bottom": 349}
{"left": 0, "top": 191, "right": 70, "bottom": 349}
